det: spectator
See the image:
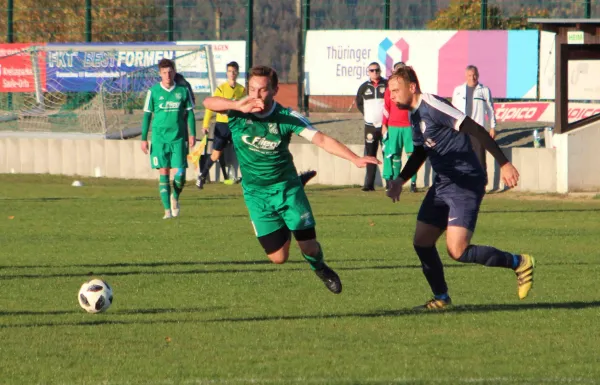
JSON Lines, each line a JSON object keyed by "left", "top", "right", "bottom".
{"left": 452, "top": 65, "right": 497, "bottom": 178}
{"left": 356, "top": 62, "right": 387, "bottom": 191}
{"left": 382, "top": 62, "right": 417, "bottom": 193}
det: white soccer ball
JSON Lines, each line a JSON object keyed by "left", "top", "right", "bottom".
{"left": 78, "top": 278, "right": 113, "bottom": 313}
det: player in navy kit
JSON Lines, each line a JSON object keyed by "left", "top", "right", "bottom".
{"left": 386, "top": 66, "right": 535, "bottom": 310}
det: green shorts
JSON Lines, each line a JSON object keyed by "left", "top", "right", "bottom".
{"left": 243, "top": 180, "right": 315, "bottom": 238}
{"left": 150, "top": 140, "right": 188, "bottom": 169}
{"left": 384, "top": 126, "right": 414, "bottom": 156}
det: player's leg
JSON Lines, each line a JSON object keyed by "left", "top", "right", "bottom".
{"left": 150, "top": 142, "right": 172, "bottom": 219}
{"left": 197, "top": 122, "right": 227, "bottom": 188}
{"left": 443, "top": 183, "right": 535, "bottom": 299}
{"left": 362, "top": 124, "right": 379, "bottom": 191}
{"left": 382, "top": 130, "right": 393, "bottom": 188}
{"left": 170, "top": 141, "right": 188, "bottom": 217}
{"left": 243, "top": 184, "right": 291, "bottom": 263}
{"left": 281, "top": 182, "right": 342, "bottom": 293}
{"left": 388, "top": 127, "right": 403, "bottom": 187}
{"left": 400, "top": 127, "right": 418, "bottom": 192}
{"left": 258, "top": 227, "right": 292, "bottom": 264}
{"left": 296, "top": 234, "right": 342, "bottom": 294}
{"left": 413, "top": 185, "right": 451, "bottom": 309}
{"left": 298, "top": 170, "right": 317, "bottom": 186}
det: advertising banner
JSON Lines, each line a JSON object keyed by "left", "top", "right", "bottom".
{"left": 495, "top": 101, "right": 600, "bottom": 123}
{"left": 0, "top": 43, "right": 47, "bottom": 93}
{"left": 305, "top": 30, "right": 539, "bottom": 99}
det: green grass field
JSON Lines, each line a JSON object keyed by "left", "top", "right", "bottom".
{"left": 1, "top": 174, "right": 600, "bottom": 385}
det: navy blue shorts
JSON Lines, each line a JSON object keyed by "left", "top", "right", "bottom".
{"left": 417, "top": 179, "right": 485, "bottom": 232}
{"left": 212, "top": 122, "right": 232, "bottom": 151}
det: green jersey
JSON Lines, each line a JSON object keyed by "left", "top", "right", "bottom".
{"left": 143, "top": 83, "right": 194, "bottom": 143}
{"left": 229, "top": 103, "right": 317, "bottom": 187}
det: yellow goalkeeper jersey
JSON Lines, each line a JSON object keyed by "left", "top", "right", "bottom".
{"left": 203, "top": 82, "right": 246, "bottom": 127}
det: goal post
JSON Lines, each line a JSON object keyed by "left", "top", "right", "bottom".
{"left": 0, "top": 44, "right": 219, "bottom": 137}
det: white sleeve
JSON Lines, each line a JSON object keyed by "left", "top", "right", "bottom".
{"left": 298, "top": 127, "right": 318, "bottom": 142}
{"left": 484, "top": 87, "right": 497, "bottom": 129}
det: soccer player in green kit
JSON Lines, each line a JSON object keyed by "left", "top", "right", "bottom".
{"left": 203, "top": 65, "right": 380, "bottom": 294}
{"left": 141, "top": 58, "right": 196, "bottom": 219}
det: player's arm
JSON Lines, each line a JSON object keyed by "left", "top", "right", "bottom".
{"left": 460, "top": 116, "right": 519, "bottom": 187}
{"left": 141, "top": 90, "right": 153, "bottom": 154}
{"left": 310, "top": 131, "right": 378, "bottom": 168}
{"left": 203, "top": 96, "right": 263, "bottom": 114}
{"left": 397, "top": 145, "right": 427, "bottom": 184}
{"left": 202, "top": 87, "right": 222, "bottom": 132}
{"left": 186, "top": 93, "right": 196, "bottom": 145}
{"left": 387, "top": 145, "right": 427, "bottom": 202}
{"left": 285, "top": 110, "right": 379, "bottom": 168}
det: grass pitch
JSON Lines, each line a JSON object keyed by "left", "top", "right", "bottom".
{"left": 1, "top": 174, "right": 599, "bottom": 384}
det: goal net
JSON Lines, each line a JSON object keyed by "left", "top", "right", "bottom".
{"left": 0, "top": 44, "right": 218, "bottom": 137}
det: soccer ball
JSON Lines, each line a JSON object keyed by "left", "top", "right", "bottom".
{"left": 78, "top": 278, "right": 113, "bottom": 313}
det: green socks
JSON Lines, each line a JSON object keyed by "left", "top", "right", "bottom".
{"left": 172, "top": 169, "right": 186, "bottom": 201}
{"left": 159, "top": 174, "right": 171, "bottom": 210}
{"left": 302, "top": 243, "right": 325, "bottom": 271}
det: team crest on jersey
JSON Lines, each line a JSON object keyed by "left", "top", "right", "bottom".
{"left": 159, "top": 96, "right": 165, "bottom": 100}
{"left": 379, "top": 87, "right": 385, "bottom": 93}
{"left": 268, "top": 123, "right": 279, "bottom": 135}
{"left": 245, "top": 119, "right": 253, "bottom": 125}
{"left": 175, "top": 93, "right": 182, "bottom": 100}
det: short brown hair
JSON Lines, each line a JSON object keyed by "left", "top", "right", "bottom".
{"left": 248, "top": 65, "right": 278, "bottom": 89}
{"left": 158, "top": 58, "right": 175, "bottom": 70}
{"left": 389, "top": 66, "right": 421, "bottom": 91}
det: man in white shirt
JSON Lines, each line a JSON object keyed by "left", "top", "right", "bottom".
{"left": 451, "top": 65, "right": 497, "bottom": 178}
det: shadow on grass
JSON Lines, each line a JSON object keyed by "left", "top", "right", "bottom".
{"left": 2, "top": 301, "right": 599, "bottom": 329}
{"left": 0, "top": 262, "right": 476, "bottom": 280}
{"left": 0, "top": 306, "right": 225, "bottom": 317}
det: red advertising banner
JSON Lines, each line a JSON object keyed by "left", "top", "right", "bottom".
{"left": 0, "top": 43, "right": 46, "bottom": 92}
{"left": 495, "top": 102, "right": 600, "bottom": 123}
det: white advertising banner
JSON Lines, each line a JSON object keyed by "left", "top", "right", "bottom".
{"left": 304, "top": 30, "right": 539, "bottom": 98}
{"left": 539, "top": 31, "right": 600, "bottom": 100}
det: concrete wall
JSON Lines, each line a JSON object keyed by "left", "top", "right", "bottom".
{"left": 554, "top": 119, "right": 600, "bottom": 193}
{"left": 0, "top": 136, "right": 562, "bottom": 192}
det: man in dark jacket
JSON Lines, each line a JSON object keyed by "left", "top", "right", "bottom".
{"left": 356, "top": 62, "right": 387, "bottom": 191}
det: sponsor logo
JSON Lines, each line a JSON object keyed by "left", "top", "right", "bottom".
{"left": 448, "top": 217, "right": 458, "bottom": 222}
{"left": 378, "top": 37, "right": 409, "bottom": 77}
{"left": 495, "top": 103, "right": 548, "bottom": 122}
{"left": 241, "top": 135, "right": 281, "bottom": 151}
{"left": 364, "top": 89, "right": 373, "bottom": 96}
{"left": 159, "top": 101, "right": 181, "bottom": 110}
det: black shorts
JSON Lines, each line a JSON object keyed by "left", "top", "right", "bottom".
{"left": 417, "top": 178, "right": 485, "bottom": 232}
{"left": 213, "top": 122, "right": 232, "bottom": 151}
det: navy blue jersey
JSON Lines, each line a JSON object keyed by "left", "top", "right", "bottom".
{"left": 410, "top": 93, "right": 485, "bottom": 183}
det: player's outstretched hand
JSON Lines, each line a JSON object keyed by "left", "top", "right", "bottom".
{"left": 141, "top": 140, "right": 149, "bottom": 155}
{"left": 236, "top": 97, "right": 264, "bottom": 113}
{"left": 500, "top": 162, "right": 519, "bottom": 188}
{"left": 386, "top": 177, "right": 404, "bottom": 203}
{"left": 189, "top": 135, "right": 196, "bottom": 149}
{"left": 353, "top": 156, "right": 380, "bottom": 168}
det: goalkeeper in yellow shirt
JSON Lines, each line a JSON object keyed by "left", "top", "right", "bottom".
{"left": 196, "top": 61, "right": 245, "bottom": 188}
